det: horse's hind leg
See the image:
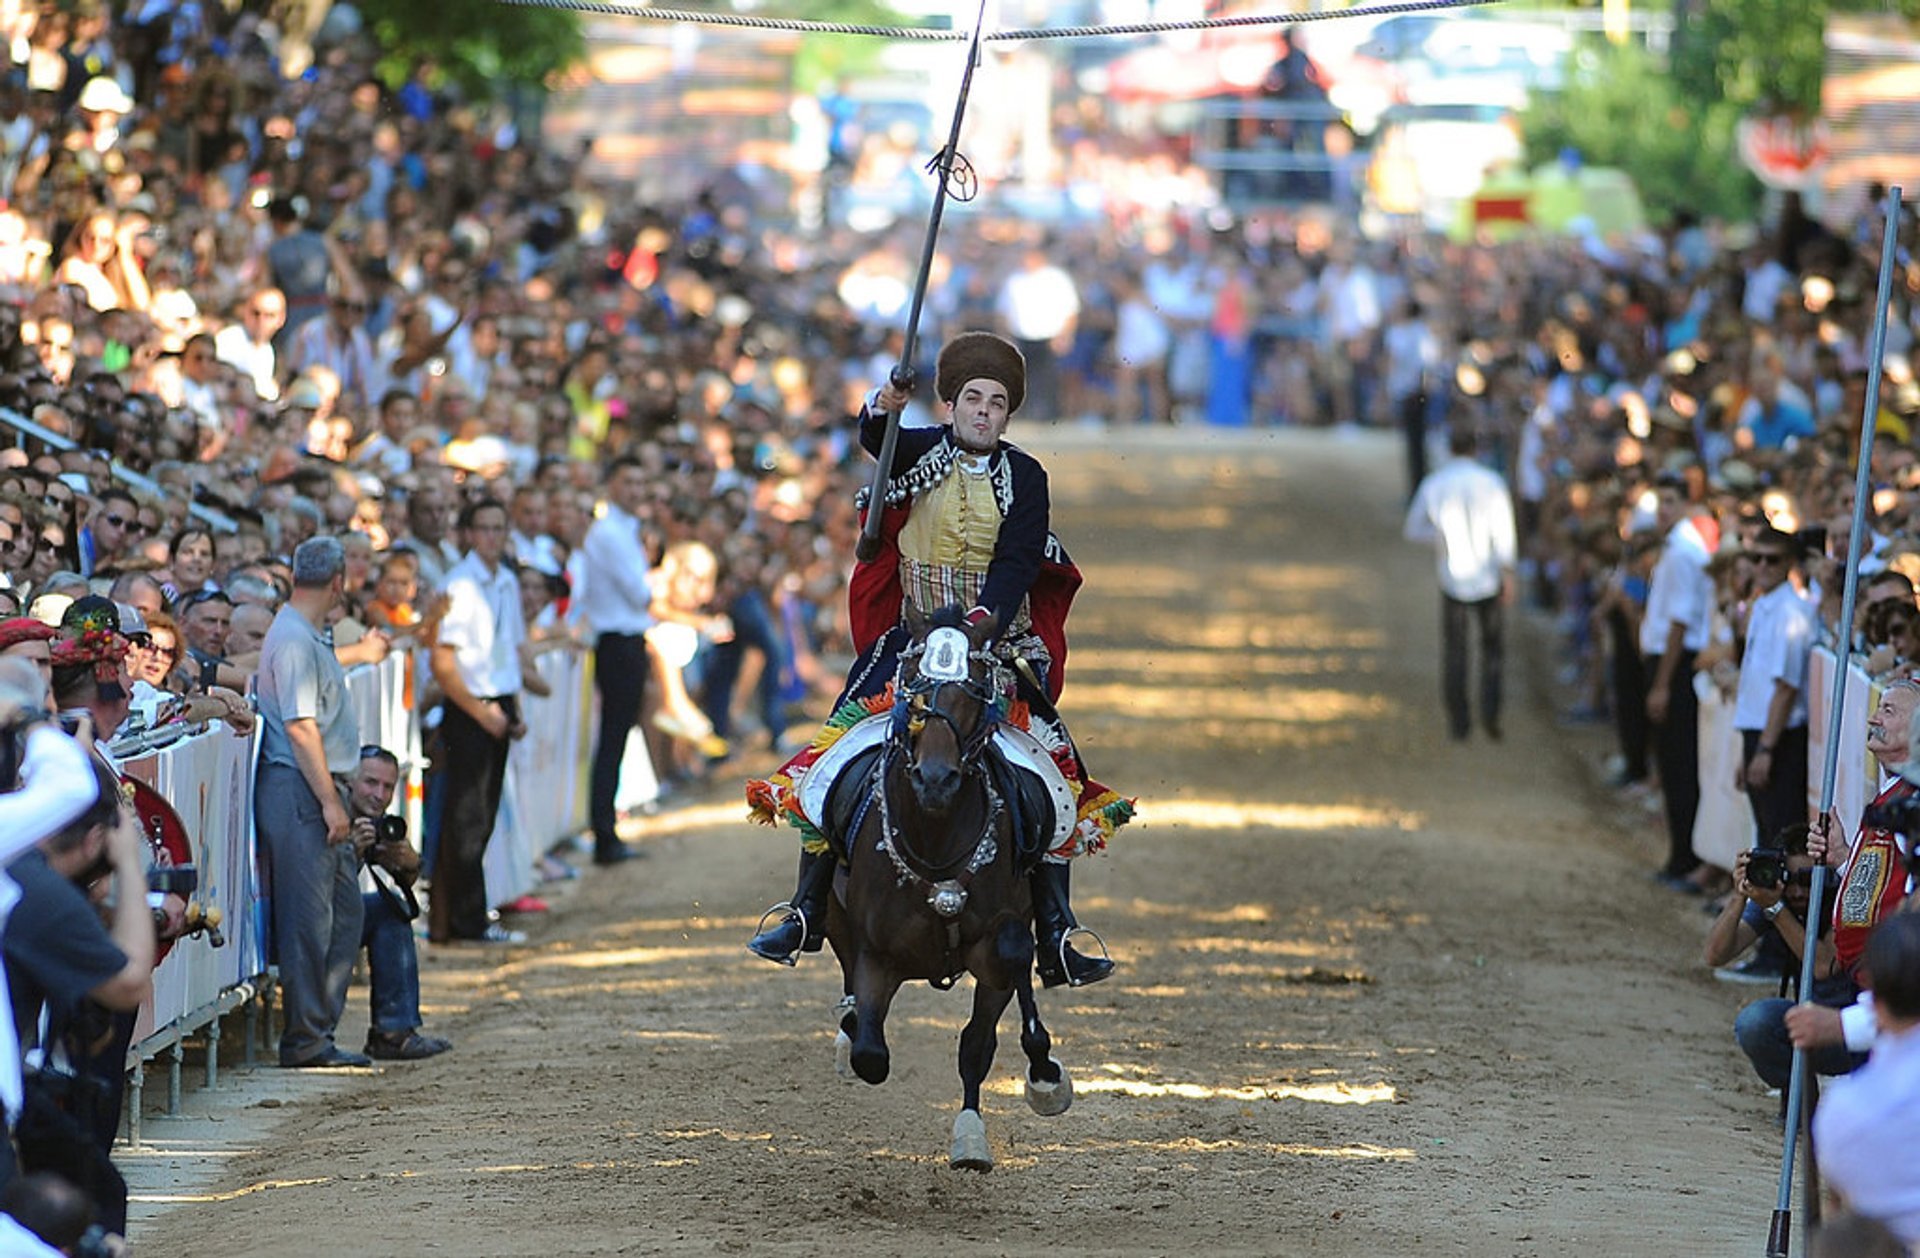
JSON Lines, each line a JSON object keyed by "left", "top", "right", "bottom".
{"left": 1016, "top": 975, "right": 1072, "bottom": 1117}
{"left": 830, "top": 939, "right": 858, "bottom": 1083}
{"left": 953, "top": 977, "right": 1016, "bottom": 1172}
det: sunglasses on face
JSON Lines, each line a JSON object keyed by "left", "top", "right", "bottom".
{"left": 1747, "top": 553, "right": 1789, "bottom": 567}
{"left": 125, "top": 631, "right": 153, "bottom": 650}
{"left": 103, "top": 512, "right": 134, "bottom": 529}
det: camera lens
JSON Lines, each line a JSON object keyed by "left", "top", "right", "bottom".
{"left": 377, "top": 815, "right": 408, "bottom": 844}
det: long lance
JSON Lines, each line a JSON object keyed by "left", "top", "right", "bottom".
{"left": 853, "top": 0, "right": 990, "bottom": 564}
{"left": 1767, "top": 184, "right": 1903, "bottom": 1258}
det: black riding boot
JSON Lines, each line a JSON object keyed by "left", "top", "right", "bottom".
{"left": 1031, "top": 861, "right": 1114, "bottom": 988}
{"left": 747, "top": 850, "right": 833, "bottom": 965}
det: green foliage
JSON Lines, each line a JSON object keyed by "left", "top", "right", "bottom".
{"left": 355, "top": 0, "right": 586, "bottom": 102}
{"left": 1522, "top": 38, "right": 1757, "bottom": 224}
{"left": 787, "top": 0, "right": 918, "bottom": 96}
{"left": 1668, "top": 0, "right": 1830, "bottom": 114}
{"left": 1670, "top": 0, "right": 1920, "bottom": 115}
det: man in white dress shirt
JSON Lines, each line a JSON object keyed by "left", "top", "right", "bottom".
{"left": 1404, "top": 427, "right": 1517, "bottom": 741}
{"left": 1733, "top": 526, "right": 1814, "bottom": 847}
{"left": 1812, "top": 912, "right": 1920, "bottom": 1247}
{"left": 579, "top": 458, "right": 653, "bottom": 866}
{"left": 1642, "top": 471, "right": 1716, "bottom": 888}
{"left": 428, "top": 499, "right": 528, "bottom": 944}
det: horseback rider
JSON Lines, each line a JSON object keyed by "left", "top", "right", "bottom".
{"left": 746, "top": 331, "right": 1133, "bottom": 987}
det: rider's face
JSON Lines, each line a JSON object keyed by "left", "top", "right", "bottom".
{"left": 947, "top": 379, "right": 1010, "bottom": 454}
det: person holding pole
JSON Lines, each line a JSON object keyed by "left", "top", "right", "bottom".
{"left": 1784, "top": 682, "right": 1919, "bottom": 1061}
{"left": 747, "top": 332, "right": 1133, "bottom": 987}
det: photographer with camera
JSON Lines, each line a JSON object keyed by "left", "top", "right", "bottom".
{"left": 342, "top": 746, "right": 449, "bottom": 1062}
{"left": 1705, "top": 826, "right": 1860, "bottom": 1088}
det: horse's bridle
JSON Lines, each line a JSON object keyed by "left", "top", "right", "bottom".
{"left": 876, "top": 634, "right": 1007, "bottom": 923}
{"left": 893, "top": 632, "right": 1003, "bottom": 770}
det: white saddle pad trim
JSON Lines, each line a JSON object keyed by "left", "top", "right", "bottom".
{"left": 795, "top": 713, "right": 1076, "bottom": 850}
{"left": 797, "top": 714, "right": 890, "bottom": 830}
{"left": 993, "top": 723, "right": 1078, "bottom": 851}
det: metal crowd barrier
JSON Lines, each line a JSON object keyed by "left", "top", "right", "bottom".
{"left": 0, "top": 403, "right": 239, "bottom": 534}
{"left": 111, "top": 643, "right": 602, "bottom": 1132}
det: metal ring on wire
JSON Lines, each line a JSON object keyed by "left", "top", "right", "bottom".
{"left": 925, "top": 148, "right": 978, "bottom": 203}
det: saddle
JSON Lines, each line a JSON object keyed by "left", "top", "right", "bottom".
{"left": 799, "top": 714, "right": 1075, "bottom": 870}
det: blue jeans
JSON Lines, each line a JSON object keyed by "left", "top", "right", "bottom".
{"left": 699, "top": 589, "right": 788, "bottom": 741}
{"left": 362, "top": 890, "right": 422, "bottom": 1034}
{"left": 1734, "top": 997, "right": 1863, "bottom": 1089}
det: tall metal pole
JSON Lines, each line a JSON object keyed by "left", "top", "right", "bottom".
{"left": 854, "top": 0, "right": 991, "bottom": 564}
{"left": 1768, "top": 184, "right": 1904, "bottom": 1258}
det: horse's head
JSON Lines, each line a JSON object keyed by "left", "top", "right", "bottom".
{"left": 896, "top": 603, "right": 1001, "bottom": 815}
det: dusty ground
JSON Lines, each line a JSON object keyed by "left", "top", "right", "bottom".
{"left": 132, "top": 428, "right": 1799, "bottom": 1257}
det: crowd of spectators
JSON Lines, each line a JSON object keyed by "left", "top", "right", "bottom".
{"left": 1351, "top": 183, "right": 1920, "bottom": 1243}
{"left": 0, "top": 0, "right": 1910, "bottom": 1247}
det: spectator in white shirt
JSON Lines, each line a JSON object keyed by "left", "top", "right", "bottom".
{"left": 214, "top": 287, "right": 284, "bottom": 403}
{"left": 579, "top": 458, "right": 653, "bottom": 866}
{"left": 995, "top": 244, "right": 1079, "bottom": 421}
{"left": 1812, "top": 913, "right": 1920, "bottom": 1248}
{"left": 427, "top": 499, "right": 529, "bottom": 944}
{"left": 1734, "top": 527, "right": 1815, "bottom": 846}
{"left": 1642, "top": 471, "right": 1716, "bottom": 890}
{"left": 1404, "top": 427, "right": 1517, "bottom": 741}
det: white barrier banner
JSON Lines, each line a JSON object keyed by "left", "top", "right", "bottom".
{"left": 485, "top": 646, "right": 598, "bottom": 908}
{"left": 1807, "top": 647, "right": 1879, "bottom": 831}
{"left": 121, "top": 722, "right": 259, "bottom": 1046}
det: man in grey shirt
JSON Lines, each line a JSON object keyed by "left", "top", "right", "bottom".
{"left": 256, "top": 536, "right": 366, "bottom": 1068}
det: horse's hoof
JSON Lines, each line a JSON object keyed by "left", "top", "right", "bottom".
{"left": 1025, "top": 1058, "right": 1073, "bottom": 1117}
{"left": 949, "top": 1109, "right": 993, "bottom": 1172}
{"left": 851, "top": 1046, "right": 889, "bottom": 1086}
{"left": 834, "top": 1030, "right": 858, "bottom": 1083}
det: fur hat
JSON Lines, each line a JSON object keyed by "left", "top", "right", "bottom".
{"left": 935, "top": 332, "right": 1026, "bottom": 417}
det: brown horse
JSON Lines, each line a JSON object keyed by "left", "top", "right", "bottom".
{"left": 826, "top": 604, "right": 1072, "bottom": 1170}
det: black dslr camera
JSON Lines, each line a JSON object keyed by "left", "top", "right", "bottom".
{"left": 1744, "top": 847, "right": 1813, "bottom": 891}
{"left": 376, "top": 815, "right": 408, "bottom": 847}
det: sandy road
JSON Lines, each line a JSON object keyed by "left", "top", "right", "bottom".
{"left": 134, "top": 427, "right": 1790, "bottom": 1257}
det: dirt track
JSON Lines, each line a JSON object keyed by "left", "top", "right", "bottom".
{"left": 136, "top": 428, "right": 1794, "bottom": 1257}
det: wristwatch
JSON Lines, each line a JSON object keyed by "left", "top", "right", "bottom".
{"left": 1764, "top": 901, "right": 1789, "bottom": 922}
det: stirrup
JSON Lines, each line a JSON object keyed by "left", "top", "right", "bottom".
{"left": 748, "top": 901, "right": 808, "bottom": 966}
{"left": 1055, "top": 925, "right": 1113, "bottom": 988}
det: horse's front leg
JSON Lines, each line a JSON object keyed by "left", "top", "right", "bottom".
{"left": 848, "top": 951, "right": 897, "bottom": 1085}
{"left": 953, "top": 971, "right": 1016, "bottom": 1172}
{"left": 1015, "top": 970, "right": 1072, "bottom": 1117}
